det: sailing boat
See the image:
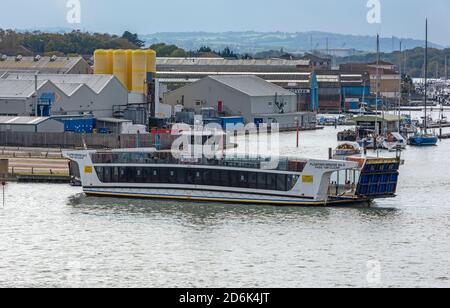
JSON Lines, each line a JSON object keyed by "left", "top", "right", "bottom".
{"left": 409, "top": 19, "right": 439, "bottom": 146}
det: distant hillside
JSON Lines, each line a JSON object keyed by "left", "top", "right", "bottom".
{"left": 141, "top": 31, "right": 444, "bottom": 54}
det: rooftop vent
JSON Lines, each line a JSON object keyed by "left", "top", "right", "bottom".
{"left": 50, "top": 55, "right": 58, "bottom": 62}
{"left": 34, "top": 55, "right": 41, "bottom": 62}
{"left": 15, "top": 55, "right": 23, "bottom": 62}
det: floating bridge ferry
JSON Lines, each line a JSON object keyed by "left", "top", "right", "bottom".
{"left": 64, "top": 149, "right": 401, "bottom": 207}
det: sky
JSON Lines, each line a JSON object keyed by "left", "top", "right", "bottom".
{"left": 1, "top": 0, "right": 449, "bottom": 46}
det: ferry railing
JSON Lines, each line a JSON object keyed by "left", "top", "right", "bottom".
{"left": 91, "top": 153, "right": 295, "bottom": 172}
{"left": 328, "top": 183, "right": 357, "bottom": 197}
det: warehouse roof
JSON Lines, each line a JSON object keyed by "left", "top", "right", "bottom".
{"left": 208, "top": 75, "right": 296, "bottom": 97}
{"left": 1, "top": 73, "right": 118, "bottom": 94}
{"left": 97, "top": 117, "right": 132, "bottom": 123}
{"left": 0, "top": 116, "right": 53, "bottom": 125}
{"left": 157, "top": 57, "right": 310, "bottom": 67}
{"left": 0, "top": 56, "right": 91, "bottom": 74}
{"left": 0, "top": 80, "right": 48, "bottom": 99}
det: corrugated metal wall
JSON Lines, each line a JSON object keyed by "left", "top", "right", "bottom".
{"left": 0, "top": 132, "right": 177, "bottom": 150}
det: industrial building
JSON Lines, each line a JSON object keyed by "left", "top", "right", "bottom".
{"left": 340, "top": 61, "right": 401, "bottom": 100}
{"left": 0, "top": 73, "right": 128, "bottom": 118}
{"left": 164, "top": 75, "right": 314, "bottom": 128}
{"left": 156, "top": 57, "right": 311, "bottom": 91}
{"left": 0, "top": 116, "right": 65, "bottom": 133}
{"left": 156, "top": 57, "right": 371, "bottom": 113}
{"left": 96, "top": 118, "right": 146, "bottom": 134}
{"left": 299, "top": 53, "right": 332, "bottom": 70}
{"left": 353, "top": 114, "right": 401, "bottom": 137}
{"left": 0, "top": 55, "right": 92, "bottom": 75}
{"left": 340, "top": 72, "right": 371, "bottom": 110}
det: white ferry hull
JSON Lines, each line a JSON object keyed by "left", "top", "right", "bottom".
{"left": 83, "top": 187, "right": 370, "bottom": 207}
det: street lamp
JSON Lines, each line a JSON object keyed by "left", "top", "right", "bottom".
{"left": 295, "top": 116, "right": 299, "bottom": 148}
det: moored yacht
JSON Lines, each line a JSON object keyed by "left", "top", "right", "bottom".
{"left": 409, "top": 19, "right": 439, "bottom": 147}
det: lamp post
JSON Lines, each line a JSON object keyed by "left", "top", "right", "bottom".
{"left": 295, "top": 116, "right": 299, "bottom": 148}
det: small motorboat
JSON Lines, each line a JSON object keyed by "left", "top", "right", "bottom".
{"left": 334, "top": 142, "right": 362, "bottom": 158}
{"left": 358, "top": 135, "right": 383, "bottom": 149}
{"left": 382, "top": 132, "right": 407, "bottom": 150}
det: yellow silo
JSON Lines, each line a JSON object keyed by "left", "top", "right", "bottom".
{"left": 145, "top": 49, "right": 157, "bottom": 73}
{"left": 112, "top": 50, "right": 128, "bottom": 89}
{"left": 126, "top": 50, "right": 134, "bottom": 91}
{"left": 131, "top": 50, "right": 148, "bottom": 93}
{"left": 94, "top": 49, "right": 113, "bottom": 75}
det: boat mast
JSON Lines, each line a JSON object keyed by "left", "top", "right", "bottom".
{"left": 424, "top": 19, "right": 428, "bottom": 134}
{"left": 375, "top": 34, "right": 380, "bottom": 136}
{"left": 446, "top": 55, "right": 448, "bottom": 81}
{"left": 398, "top": 41, "right": 402, "bottom": 133}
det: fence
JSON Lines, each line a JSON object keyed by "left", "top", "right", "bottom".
{"left": 0, "top": 131, "right": 177, "bottom": 150}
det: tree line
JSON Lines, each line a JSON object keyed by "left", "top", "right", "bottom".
{"left": 0, "top": 29, "right": 142, "bottom": 56}
{"left": 0, "top": 29, "right": 245, "bottom": 59}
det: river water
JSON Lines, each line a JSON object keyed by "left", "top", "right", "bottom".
{"left": 1, "top": 113, "right": 450, "bottom": 288}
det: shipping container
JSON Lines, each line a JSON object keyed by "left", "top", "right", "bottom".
{"left": 60, "top": 118, "right": 96, "bottom": 133}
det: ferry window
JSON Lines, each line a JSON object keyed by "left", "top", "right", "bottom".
{"left": 257, "top": 173, "right": 267, "bottom": 190}
{"left": 177, "top": 168, "right": 186, "bottom": 184}
{"left": 248, "top": 172, "right": 258, "bottom": 189}
{"left": 186, "top": 169, "right": 195, "bottom": 185}
{"left": 287, "top": 175, "right": 299, "bottom": 191}
{"left": 168, "top": 169, "right": 177, "bottom": 183}
{"left": 151, "top": 169, "right": 159, "bottom": 182}
{"left": 230, "top": 171, "right": 239, "bottom": 187}
{"left": 220, "top": 170, "right": 230, "bottom": 186}
{"left": 194, "top": 170, "right": 202, "bottom": 185}
{"left": 212, "top": 170, "right": 222, "bottom": 186}
{"left": 277, "top": 174, "right": 287, "bottom": 191}
{"left": 203, "top": 170, "right": 213, "bottom": 185}
{"left": 160, "top": 168, "right": 169, "bottom": 183}
{"left": 95, "top": 167, "right": 104, "bottom": 182}
{"left": 104, "top": 167, "right": 112, "bottom": 183}
{"left": 113, "top": 167, "right": 119, "bottom": 182}
{"left": 266, "top": 173, "right": 277, "bottom": 190}
{"left": 238, "top": 172, "right": 248, "bottom": 188}
{"left": 93, "top": 165, "right": 293, "bottom": 191}
{"left": 143, "top": 168, "right": 153, "bottom": 183}
{"left": 126, "top": 167, "right": 136, "bottom": 183}
{"left": 119, "top": 167, "right": 127, "bottom": 182}
{"left": 135, "top": 168, "right": 144, "bottom": 183}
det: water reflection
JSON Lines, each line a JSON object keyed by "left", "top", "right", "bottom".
{"left": 67, "top": 193, "right": 400, "bottom": 228}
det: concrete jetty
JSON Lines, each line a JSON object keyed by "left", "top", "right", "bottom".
{"left": 0, "top": 147, "right": 70, "bottom": 183}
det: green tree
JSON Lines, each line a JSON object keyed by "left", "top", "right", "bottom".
{"left": 121, "top": 31, "right": 145, "bottom": 48}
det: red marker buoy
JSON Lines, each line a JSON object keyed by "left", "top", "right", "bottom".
{"left": 1, "top": 181, "right": 6, "bottom": 207}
